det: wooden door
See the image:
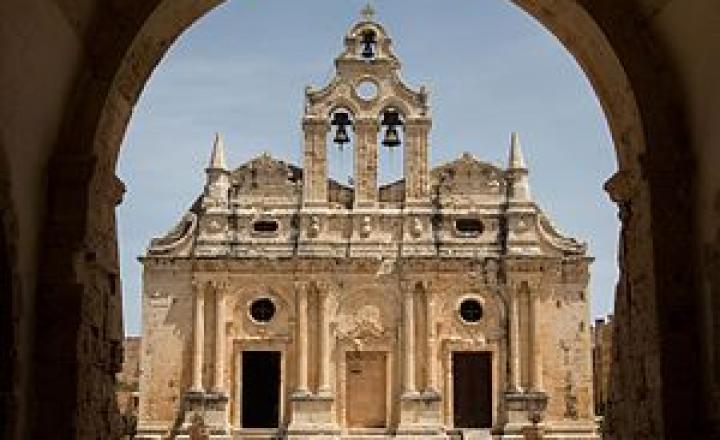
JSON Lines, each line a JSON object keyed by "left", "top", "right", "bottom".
{"left": 346, "top": 351, "right": 387, "bottom": 428}
{"left": 452, "top": 351, "right": 493, "bottom": 428}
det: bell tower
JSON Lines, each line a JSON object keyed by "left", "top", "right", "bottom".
{"left": 302, "top": 6, "right": 431, "bottom": 208}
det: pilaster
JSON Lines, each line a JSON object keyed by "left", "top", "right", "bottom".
{"left": 191, "top": 282, "right": 205, "bottom": 392}
{"left": 354, "top": 118, "right": 379, "bottom": 208}
{"left": 404, "top": 118, "right": 431, "bottom": 204}
{"left": 302, "top": 118, "right": 330, "bottom": 207}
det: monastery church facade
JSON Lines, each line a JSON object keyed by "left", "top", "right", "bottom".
{"left": 137, "top": 11, "right": 596, "bottom": 439}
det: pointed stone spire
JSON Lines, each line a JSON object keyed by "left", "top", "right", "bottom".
{"left": 203, "top": 133, "right": 230, "bottom": 209}
{"left": 508, "top": 132, "right": 527, "bottom": 170}
{"left": 506, "top": 132, "right": 531, "bottom": 202}
{"left": 208, "top": 132, "right": 227, "bottom": 170}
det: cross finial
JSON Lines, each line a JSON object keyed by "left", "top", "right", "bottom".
{"left": 361, "top": 3, "right": 376, "bottom": 21}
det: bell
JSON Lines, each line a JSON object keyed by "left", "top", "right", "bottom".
{"left": 331, "top": 111, "right": 351, "bottom": 127}
{"left": 382, "top": 125, "right": 401, "bottom": 148}
{"left": 331, "top": 112, "right": 352, "bottom": 146}
{"left": 381, "top": 110, "right": 402, "bottom": 127}
{"left": 360, "top": 31, "right": 376, "bottom": 59}
{"left": 333, "top": 124, "right": 350, "bottom": 146}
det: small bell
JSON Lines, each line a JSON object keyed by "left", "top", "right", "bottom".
{"left": 381, "top": 110, "right": 403, "bottom": 148}
{"left": 382, "top": 125, "right": 401, "bottom": 148}
{"left": 331, "top": 111, "right": 352, "bottom": 147}
{"left": 334, "top": 124, "right": 350, "bottom": 146}
{"left": 360, "top": 31, "right": 376, "bottom": 59}
{"left": 381, "top": 110, "right": 402, "bottom": 127}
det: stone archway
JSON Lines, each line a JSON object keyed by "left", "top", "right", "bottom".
{"left": 36, "top": 1, "right": 702, "bottom": 438}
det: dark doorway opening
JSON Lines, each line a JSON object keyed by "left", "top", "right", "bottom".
{"left": 453, "top": 351, "right": 492, "bottom": 428}
{"left": 242, "top": 351, "right": 280, "bottom": 428}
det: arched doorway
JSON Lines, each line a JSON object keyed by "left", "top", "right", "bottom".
{"left": 35, "top": 1, "right": 703, "bottom": 438}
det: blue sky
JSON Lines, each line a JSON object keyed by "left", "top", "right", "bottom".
{"left": 118, "top": 0, "right": 619, "bottom": 335}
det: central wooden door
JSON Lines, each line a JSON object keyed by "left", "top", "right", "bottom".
{"left": 346, "top": 351, "right": 387, "bottom": 428}
{"left": 452, "top": 351, "right": 493, "bottom": 428}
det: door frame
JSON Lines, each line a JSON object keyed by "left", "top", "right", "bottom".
{"left": 451, "top": 351, "right": 494, "bottom": 429}
{"left": 338, "top": 345, "right": 394, "bottom": 433}
{"left": 232, "top": 339, "right": 289, "bottom": 431}
{"left": 344, "top": 350, "right": 390, "bottom": 429}
{"left": 442, "top": 340, "right": 501, "bottom": 430}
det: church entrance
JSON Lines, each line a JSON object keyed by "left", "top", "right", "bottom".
{"left": 452, "top": 352, "right": 492, "bottom": 428}
{"left": 346, "top": 351, "right": 387, "bottom": 428}
{"left": 242, "top": 351, "right": 280, "bottom": 428}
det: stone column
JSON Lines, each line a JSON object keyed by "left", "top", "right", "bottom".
{"left": 403, "top": 288, "right": 417, "bottom": 394}
{"left": 192, "top": 284, "right": 205, "bottom": 392}
{"left": 404, "top": 118, "right": 431, "bottom": 204}
{"left": 296, "top": 284, "right": 309, "bottom": 394}
{"left": 509, "top": 290, "right": 522, "bottom": 392}
{"left": 529, "top": 290, "right": 543, "bottom": 392}
{"left": 302, "top": 118, "right": 330, "bottom": 206}
{"left": 354, "top": 118, "right": 379, "bottom": 208}
{"left": 318, "top": 288, "right": 332, "bottom": 395}
{"left": 213, "top": 286, "right": 226, "bottom": 392}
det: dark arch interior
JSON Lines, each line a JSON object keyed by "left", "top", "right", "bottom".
{"left": 0, "top": 220, "right": 14, "bottom": 434}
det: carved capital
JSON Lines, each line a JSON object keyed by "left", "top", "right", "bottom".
{"left": 604, "top": 170, "right": 640, "bottom": 204}
{"left": 354, "top": 118, "right": 379, "bottom": 131}
{"left": 302, "top": 117, "right": 330, "bottom": 132}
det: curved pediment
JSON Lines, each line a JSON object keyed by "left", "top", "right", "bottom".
{"left": 146, "top": 207, "right": 199, "bottom": 257}
{"left": 304, "top": 16, "right": 428, "bottom": 121}
{"left": 535, "top": 210, "right": 588, "bottom": 255}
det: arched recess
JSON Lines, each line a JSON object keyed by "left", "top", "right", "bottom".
{"left": 37, "top": 0, "right": 703, "bottom": 439}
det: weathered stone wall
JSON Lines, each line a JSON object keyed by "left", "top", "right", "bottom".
{"left": 541, "top": 282, "right": 594, "bottom": 422}
{"left": 138, "top": 257, "right": 594, "bottom": 436}
{"left": 138, "top": 262, "right": 193, "bottom": 428}
{"left": 116, "top": 336, "right": 141, "bottom": 415}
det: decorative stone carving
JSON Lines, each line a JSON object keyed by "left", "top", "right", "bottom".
{"left": 336, "top": 304, "right": 387, "bottom": 346}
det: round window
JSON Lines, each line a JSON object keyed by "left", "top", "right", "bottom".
{"left": 356, "top": 80, "right": 378, "bottom": 101}
{"left": 459, "top": 298, "right": 483, "bottom": 323}
{"left": 249, "top": 298, "right": 276, "bottom": 322}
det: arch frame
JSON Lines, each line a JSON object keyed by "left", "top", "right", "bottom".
{"left": 35, "top": 0, "right": 703, "bottom": 438}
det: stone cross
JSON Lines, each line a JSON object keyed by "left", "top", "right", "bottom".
{"left": 361, "top": 3, "right": 375, "bottom": 21}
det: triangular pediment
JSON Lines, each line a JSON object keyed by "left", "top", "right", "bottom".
{"left": 230, "top": 153, "right": 303, "bottom": 198}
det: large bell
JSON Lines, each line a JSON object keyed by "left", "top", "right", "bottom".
{"left": 382, "top": 125, "right": 401, "bottom": 148}
{"left": 360, "top": 31, "right": 376, "bottom": 59}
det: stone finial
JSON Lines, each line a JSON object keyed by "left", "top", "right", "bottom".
{"left": 508, "top": 132, "right": 527, "bottom": 170}
{"left": 208, "top": 132, "right": 227, "bottom": 170}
